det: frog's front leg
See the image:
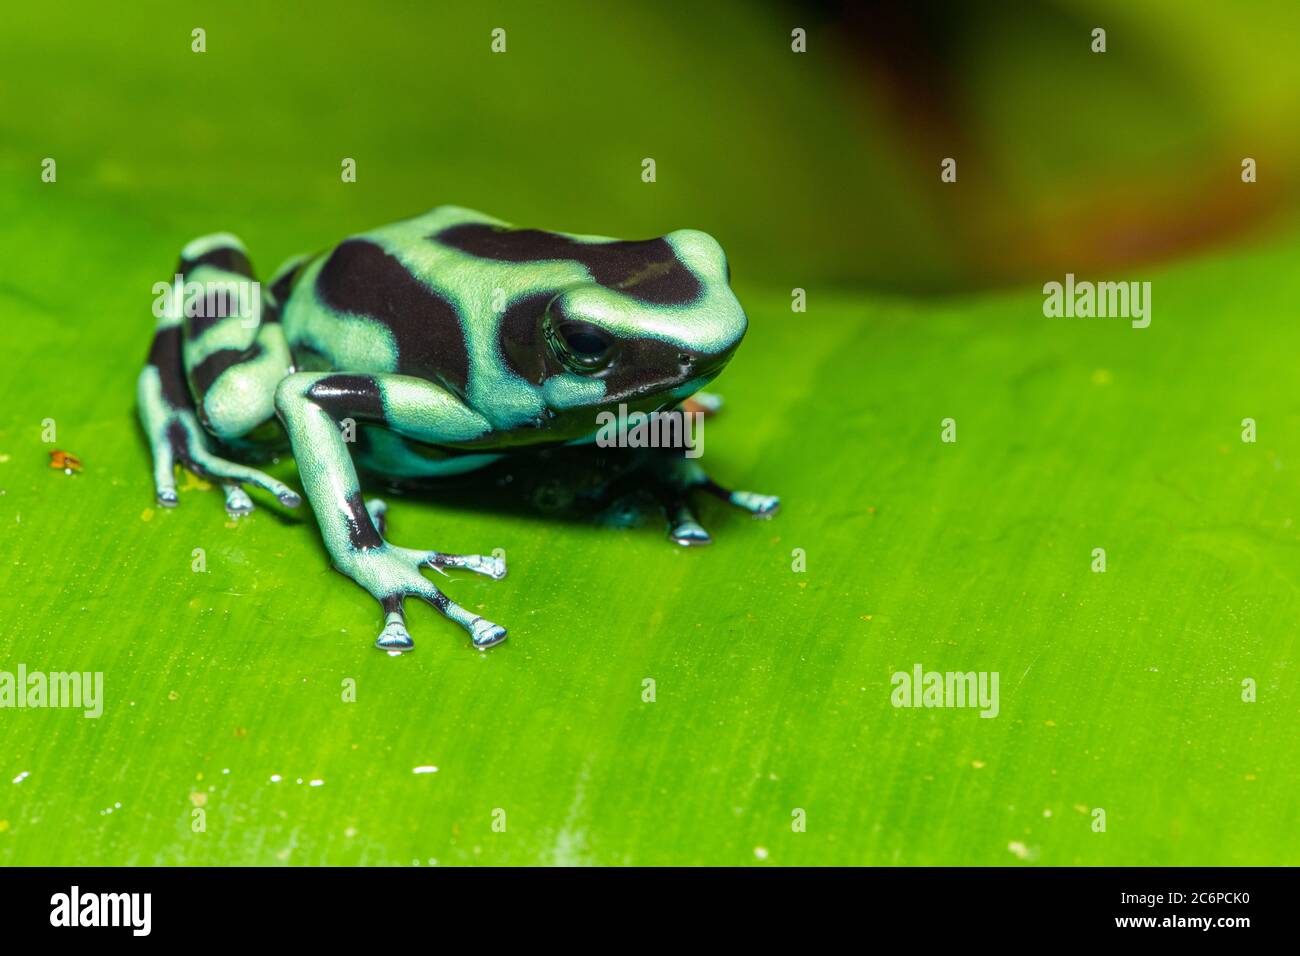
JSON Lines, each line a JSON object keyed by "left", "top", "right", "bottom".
{"left": 273, "top": 372, "right": 507, "bottom": 652}
{"left": 651, "top": 454, "right": 780, "bottom": 547}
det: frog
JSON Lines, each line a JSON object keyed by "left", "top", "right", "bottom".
{"left": 137, "top": 206, "right": 779, "bottom": 653}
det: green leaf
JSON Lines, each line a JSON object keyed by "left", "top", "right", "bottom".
{"left": 2, "top": 0, "right": 1297, "bottom": 866}
{"left": 3, "top": 230, "right": 1298, "bottom": 864}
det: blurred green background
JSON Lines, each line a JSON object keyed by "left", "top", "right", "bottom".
{"left": 0, "top": 1, "right": 1297, "bottom": 865}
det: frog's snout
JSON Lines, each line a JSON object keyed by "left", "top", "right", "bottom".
{"left": 679, "top": 342, "right": 738, "bottom": 381}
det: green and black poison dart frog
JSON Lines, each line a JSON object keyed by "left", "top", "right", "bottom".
{"left": 138, "top": 206, "right": 778, "bottom": 652}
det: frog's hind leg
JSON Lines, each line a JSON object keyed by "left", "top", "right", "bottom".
{"left": 138, "top": 234, "right": 300, "bottom": 513}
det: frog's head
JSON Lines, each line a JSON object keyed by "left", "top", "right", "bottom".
{"left": 512, "top": 228, "right": 748, "bottom": 428}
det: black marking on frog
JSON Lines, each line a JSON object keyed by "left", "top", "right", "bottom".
{"left": 269, "top": 261, "right": 306, "bottom": 307}
{"left": 185, "top": 286, "right": 252, "bottom": 339}
{"left": 497, "top": 291, "right": 554, "bottom": 384}
{"left": 165, "top": 420, "right": 192, "bottom": 464}
{"left": 316, "top": 239, "right": 471, "bottom": 396}
{"left": 190, "top": 343, "right": 264, "bottom": 397}
{"left": 342, "top": 489, "right": 384, "bottom": 550}
{"left": 434, "top": 224, "right": 702, "bottom": 306}
{"left": 147, "top": 325, "right": 192, "bottom": 408}
{"left": 307, "top": 374, "right": 387, "bottom": 424}
{"left": 178, "top": 246, "right": 253, "bottom": 279}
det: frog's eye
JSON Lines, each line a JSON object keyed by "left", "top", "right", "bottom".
{"left": 545, "top": 315, "right": 615, "bottom": 373}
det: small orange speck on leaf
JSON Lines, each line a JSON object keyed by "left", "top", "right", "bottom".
{"left": 49, "top": 450, "right": 81, "bottom": 473}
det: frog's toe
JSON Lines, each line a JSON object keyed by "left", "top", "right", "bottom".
{"left": 391, "top": 545, "right": 506, "bottom": 580}
{"left": 664, "top": 497, "right": 712, "bottom": 547}
{"left": 146, "top": 429, "right": 181, "bottom": 506}
{"left": 730, "top": 490, "right": 780, "bottom": 518}
{"left": 669, "top": 519, "right": 713, "bottom": 547}
{"left": 369, "top": 505, "right": 504, "bottom": 581}
{"left": 375, "top": 610, "right": 415, "bottom": 653}
{"left": 223, "top": 482, "right": 255, "bottom": 516}
{"left": 427, "top": 551, "right": 507, "bottom": 580}
{"left": 187, "top": 447, "right": 301, "bottom": 511}
{"left": 412, "top": 581, "right": 509, "bottom": 651}
{"left": 470, "top": 618, "right": 508, "bottom": 649}
{"left": 233, "top": 471, "right": 300, "bottom": 508}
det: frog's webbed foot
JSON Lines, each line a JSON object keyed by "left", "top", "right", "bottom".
{"left": 652, "top": 456, "right": 780, "bottom": 546}
{"left": 364, "top": 553, "right": 508, "bottom": 654}
{"left": 144, "top": 409, "right": 300, "bottom": 516}
{"left": 360, "top": 499, "right": 507, "bottom": 653}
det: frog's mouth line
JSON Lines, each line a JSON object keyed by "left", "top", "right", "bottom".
{"left": 634, "top": 341, "right": 737, "bottom": 398}
{"left": 660, "top": 368, "right": 725, "bottom": 410}
{"left": 598, "top": 368, "right": 721, "bottom": 416}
